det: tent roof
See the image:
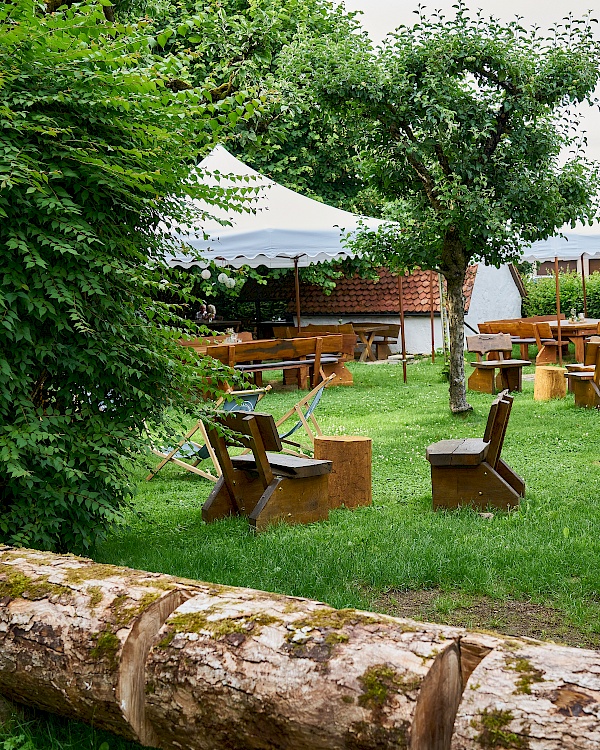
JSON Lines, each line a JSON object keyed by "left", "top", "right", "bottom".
{"left": 521, "top": 223, "right": 600, "bottom": 262}
{"left": 165, "top": 146, "right": 384, "bottom": 269}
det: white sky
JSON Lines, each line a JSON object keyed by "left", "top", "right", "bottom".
{"left": 340, "top": 0, "right": 600, "bottom": 163}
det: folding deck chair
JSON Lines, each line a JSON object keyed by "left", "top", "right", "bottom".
{"left": 145, "top": 387, "right": 270, "bottom": 482}
{"left": 274, "top": 373, "right": 336, "bottom": 455}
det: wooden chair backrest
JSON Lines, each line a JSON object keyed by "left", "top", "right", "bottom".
{"left": 518, "top": 322, "right": 535, "bottom": 338}
{"left": 533, "top": 322, "right": 553, "bottom": 342}
{"left": 467, "top": 334, "right": 512, "bottom": 360}
{"left": 482, "top": 391, "right": 513, "bottom": 468}
{"left": 584, "top": 337, "right": 600, "bottom": 366}
{"left": 217, "top": 411, "right": 282, "bottom": 452}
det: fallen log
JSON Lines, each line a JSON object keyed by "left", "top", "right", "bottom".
{"left": 0, "top": 546, "right": 205, "bottom": 746}
{"left": 452, "top": 633, "right": 600, "bottom": 749}
{"left": 1, "top": 546, "right": 600, "bottom": 750}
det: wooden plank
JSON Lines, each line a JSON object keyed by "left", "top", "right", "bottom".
{"left": 231, "top": 453, "right": 332, "bottom": 479}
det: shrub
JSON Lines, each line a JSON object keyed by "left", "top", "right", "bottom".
{"left": 523, "top": 272, "right": 600, "bottom": 318}
{"left": 0, "top": 0, "right": 250, "bottom": 552}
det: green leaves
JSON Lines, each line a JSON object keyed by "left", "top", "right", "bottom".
{"left": 0, "top": 0, "right": 247, "bottom": 552}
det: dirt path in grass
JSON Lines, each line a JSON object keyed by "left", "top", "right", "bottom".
{"left": 374, "top": 589, "right": 600, "bottom": 649}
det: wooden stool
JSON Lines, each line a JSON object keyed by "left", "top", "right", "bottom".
{"left": 534, "top": 366, "right": 566, "bottom": 401}
{"left": 314, "top": 435, "right": 372, "bottom": 510}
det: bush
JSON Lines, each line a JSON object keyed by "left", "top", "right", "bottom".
{"left": 0, "top": 0, "right": 250, "bottom": 552}
{"left": 522, "top": 272, "right": 600, "bottom": 319}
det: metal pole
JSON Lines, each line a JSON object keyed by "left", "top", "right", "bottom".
{"left": 429, "top": 269, "right": 436, "bottom": 363}
{"left": 581, "top": 253, "right": 588, "bottom": 319}
{"left": 555, "top": 256, "right": 562, "bottom": 366}
{"left": 294, "top": 256, "right": 301, "bottom": 334}
{"left": 398, "top": 274, "right": 407, "bottom": 383}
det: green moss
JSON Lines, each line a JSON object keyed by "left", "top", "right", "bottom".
{"left": 0, "top": 569, "right": 70, "bottom": 601}
{"left": 294, "top": 608, "right": 410, "bottom": 632}
{"left": 112, "top": 591, "right": 161, "bottom": 628}
{"left": 358, "top": 664, "right": 420, "bottom": 711}
{"left": 157, "top": 609, "right": 279, "bottom": 648}
{"left": 87, "top": 586, "right": 103, "bottom": 608}
{"left": 508, "top": 657, "right": 544, "bottom": 695}
{"left": 64, "top": 563, "right": 123, "bottom": 583}
{"left": 90, "top": 629, "right": 120, "bottom": 667}
{"left": 341, "top": 694, "right": 354, "bottom": 704}
{"left": 325, "top": 632, "right": 349, "bottom": 645}
{"left": 471, "top": 709, "right": 529, "bottom": 749}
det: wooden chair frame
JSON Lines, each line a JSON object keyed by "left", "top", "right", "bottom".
{"left": 426, "top": 391, "right": 524, "bottom": 511}
{"left": 467, "top": 334, "right": 529, "bottom": 394}
{"left": 145, "top": 387, "right": 270, "bottom": 483}
{"left": 201, "top": 411, "right": 332, "bottom": 532}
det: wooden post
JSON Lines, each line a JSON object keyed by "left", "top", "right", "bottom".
{"left": 430, "top": 269, "right": 436, "bottom": 363}
{"left": 555, "top": 256, "right": 562, "bottom": 365}
{"left": 294, "top": 255, "right": 302, "bottom": 334}
{"left": 582, "top": 252, "right": 588, "bottom": 318}
{"left": 398, "top": 273, "right": 407, "bottom": 383}
{"left": 314, "top": 435, "right": 372, "bottom": 509}
{"left": 534, "top": 366, "right": 567, "bottom": 401}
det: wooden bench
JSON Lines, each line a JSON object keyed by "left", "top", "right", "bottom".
{"left": 202, "top": 411, "right": 332, "bottom": 531}
{"left": 426, "top": 391, "right": 524, "bottom": 510}
{"left": 479, "top": 320, "right": 535, "bottom": 361}
{"left": 185, "top": 335, "right": 354, "bottom": 388}
{"left": 467, "top": 334, "right": 529, "bottom": 393}
{"left": 371, "top": 324, "right": 401, "bottom": 360}
{"left": 567, "top": 340, "right": 600, "bottom": 408}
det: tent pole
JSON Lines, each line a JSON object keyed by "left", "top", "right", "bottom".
{"left": 555, "top": 256, "right": 562, "bottom": 366}
{"left": 294, "top": 256, "right": 302, "bottom": 334}
{"left": 398, "top": 274, "right": 407, "bottom": 383}
{"left": 429, "top": 270, "right": 435, "bottom": 363}
{"left": 581, "top": 253, "right": 588, "bottom": 318}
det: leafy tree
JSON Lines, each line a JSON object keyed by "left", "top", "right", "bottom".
{"left": 283, "top": 4, "right": 600, "bottom": 412}
{"left": 0, "top": 0, "right": 253, "bottom": 551}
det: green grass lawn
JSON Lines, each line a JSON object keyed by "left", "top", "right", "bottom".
{"left": 3, "top": 356, "right": 600, "bottom": 748}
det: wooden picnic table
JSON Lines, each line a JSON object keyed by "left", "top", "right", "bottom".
{"left": 351, "top": 323, "right": 390, "bottom": 362}
{"left": 548, "top": 319, "right": 600, "bottom": 363}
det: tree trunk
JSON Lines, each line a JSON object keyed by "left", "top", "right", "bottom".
{"left": 441, "top": 231, "right": 471, "bottom": 414}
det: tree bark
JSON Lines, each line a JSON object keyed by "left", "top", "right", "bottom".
{"left": 440, "top": 231, "right": 472, "bottom": 414}
{"left": 452, "top": 634, "right": 600, "bottom": 749}
{"left": 0, "top": 546, "right": 205, "bottom": 747}
{"left": 3, "top": 547, "right": 600, "bottom": 750}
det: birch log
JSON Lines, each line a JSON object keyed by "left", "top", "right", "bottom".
{"left": 452, "top": 634, "right": 600, "bottom": 749}
{"left": 0, "top": 546, "right": 204, "bottom": 746}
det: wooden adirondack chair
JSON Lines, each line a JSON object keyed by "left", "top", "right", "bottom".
{"left": 426, "top": 391, "right": 524, "bottom": 511}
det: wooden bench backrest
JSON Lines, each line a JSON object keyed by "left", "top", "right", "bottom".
{"left": 203, "top": 336, "right": 344, "bottom": 366}
{"left": 526, "top": 314, "right": 565, "bottom": 322}
{"left": 467, "top": 333, "right": 513, "bottom": 359}
{"left": 304, "top": 324, "right": 356, "bottom": 335}
{"left": 533, "top": 322, "right": 553, "bottom": 343}
{"left": 482, "top": 391, "right": 513, "bottom": 468}
{"left": 586, "top": 337, "right": 600, "bottom": 366}
{"left": 207, "top": 411, "right": 283, "bottom": 496}
{"left": 485, "top": 321, "right": 521, "bottom": 336}
{"left": 478, "top": 323, "right": 492, "bottom": 333}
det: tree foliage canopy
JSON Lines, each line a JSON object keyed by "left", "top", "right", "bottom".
{"left": 0, "top": 0, "right": 253, "bottom": 551}
{"left": 279, "top": 4, "right": 600, "bottom": 410}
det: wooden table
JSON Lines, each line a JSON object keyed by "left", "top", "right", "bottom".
{"left": 548, "top": 319, "right": 599, "bottom": 362}
{"left": 351, "top": 324, "right": 389, "bottom": 362}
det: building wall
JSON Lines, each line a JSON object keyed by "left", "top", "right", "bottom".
{"left": 300, "top": 264, "right": 523, "bottom": 355}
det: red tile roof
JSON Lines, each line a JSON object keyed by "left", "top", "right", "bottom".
{"left": 240, "top": 266, "right": 478, "bottom": 315}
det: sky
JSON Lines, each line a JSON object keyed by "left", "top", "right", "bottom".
{"left": 339, "top": 0, "right": 600, "bottom": 163}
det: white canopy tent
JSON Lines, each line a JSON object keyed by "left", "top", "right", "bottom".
{"left": 521, "top": 223, "right": 600, "bottom": 264}
{"left": 165, "top": 145, "right": 384, "bottom": 270}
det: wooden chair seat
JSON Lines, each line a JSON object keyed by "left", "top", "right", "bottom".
{"left": 426, "top": 391, "right": 524, "bottom": 511}
{"left": 231, "top": 453, "right": 331, "bottom": 478}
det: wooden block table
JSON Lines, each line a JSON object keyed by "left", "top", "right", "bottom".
{"left": 534, "top": 366, "right": 566, "bottom": 401}
{"left": 314, "top": 435, "right": 372, "bottom": 510}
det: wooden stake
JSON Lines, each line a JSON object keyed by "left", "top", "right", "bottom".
{"left": 555, "top": 257, "right": 562, "bottom": 365}
{"left": 582, "top": 252, "right": 588, "bottom": 318}
{"left": 398, "top": 273, "right": 407, "bottom": 383}
{"left": 430, "top": 269, "right": 436, "bottom": 363}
